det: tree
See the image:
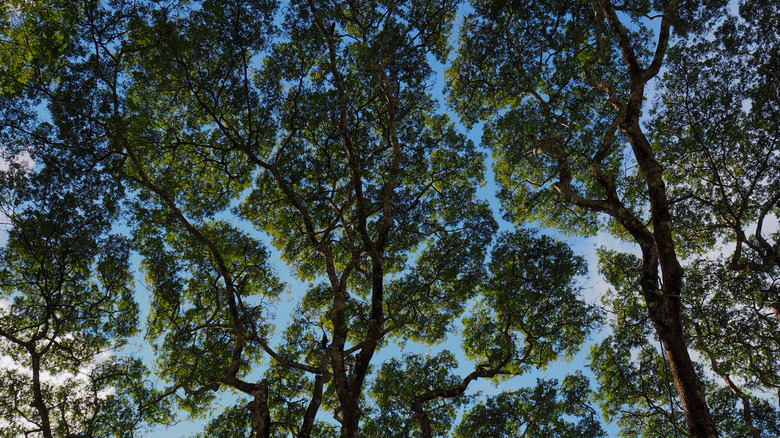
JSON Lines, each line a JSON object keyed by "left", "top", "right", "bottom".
{"left": 448, "top": 0, "right": 778, "bottom": 436}
{"left": 108, "top": 0, "right": 601, "bottom": 436}
{"left": 8, "top": 0, "right": 777, "bottom": 436}
{"left": 0, "top": 1, "right": 170, "bottom": 436}
{"left": 0, "top": 166, "right": 167, "bottom": 438}
{"left": 117, "top": 0, "right": 492, "bottom": 435}
{"left": 650, "top": 2, "right": 780, "bottom": 432}
{"left": 454, "top": 372, "right": 604, "bottom": 438}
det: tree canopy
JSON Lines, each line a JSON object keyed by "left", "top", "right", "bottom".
{"left": 0, "top": 0, "right": 777, "bottom": 437}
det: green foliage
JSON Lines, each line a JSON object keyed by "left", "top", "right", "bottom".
{"left": 196, "top": 404, "right": 254, "bottom": 438}
{"left": 114, "top": 0, "right": 511, "bottom": 433}
{"left": 463, "top": 230, "right": 603, "bottom": 373}
{"left": 650, "top": 0, "right": 780, "bottom": 260}
{"left": 708, "top": 387, "right": 780, "bottom": 438}
{"left": 684, "top": 259, "right": 780, "bottom": 426}
{"left": 450, "top": 0, "right": 779, "bottom": 435}
{"left": 0, "top": 107, "right": 169, "bottom": 437}
{"left": 455, "top": 373, "right": 605, "bottom": 438}
{"left": 447, "top": 0, "right": 639, "bottom": 235}
{"left": 363, "top": 351, "right": 469, "bottom": 437}
{"left": 3, "top": 0, "right": 778, "bottom": 436}
{"left": 593, "top": 253, "right": 780, "bottom": 437}
{"left": 0, "top": 0, "right": 84, "bottom": 96}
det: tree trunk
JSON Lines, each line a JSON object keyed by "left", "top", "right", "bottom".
{"left": 30, "top": 353, "right": 54, "bottom": 438}
{"left": 621, "top": 74, "right": 719, "bottom": 437}
{"left": 339, "top": 399, "right": 361, "bottom": 438}
{"left": 647, "top": 296, "right": 718, "bottom": 438}
{"left": 247, "top": 383, "right": 271, "bottom": 438}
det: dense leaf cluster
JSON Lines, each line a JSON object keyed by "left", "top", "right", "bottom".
{"left": 0, "top": 0, "right": 777, "bottom": 437}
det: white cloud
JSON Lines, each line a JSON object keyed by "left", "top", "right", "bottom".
{"left": 0, "top": 335, "right": 116, "bottom": 392}
{"left": 0, "top": 149, "right": 33, "bottom": 173}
